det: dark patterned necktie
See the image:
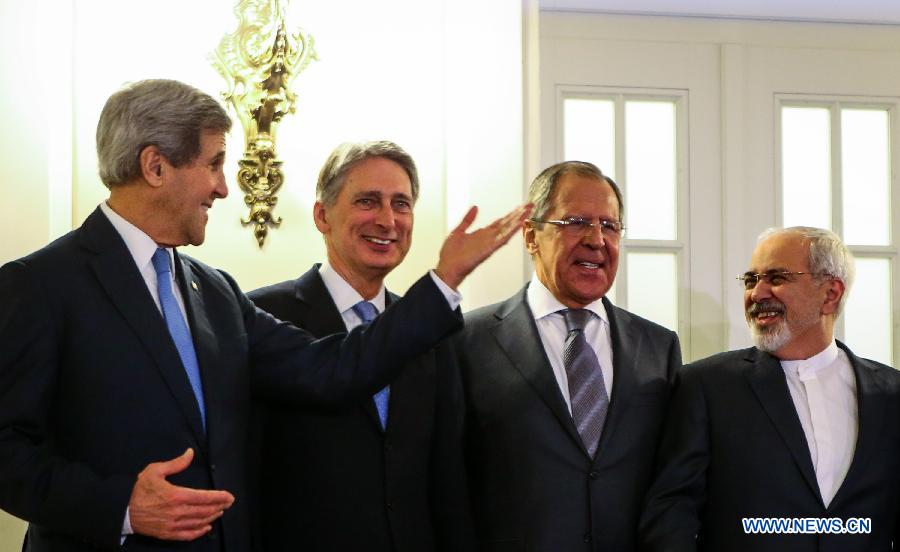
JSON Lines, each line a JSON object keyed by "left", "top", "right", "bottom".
{"left": 352, "top": 300, "right": 390, "bottom": 430}
{"left": 562, "top": 308, "right": 609, "bottom": 457}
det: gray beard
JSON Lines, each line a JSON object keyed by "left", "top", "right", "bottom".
{"left": 750, "top": 320, "right": 792, "bottom": 352}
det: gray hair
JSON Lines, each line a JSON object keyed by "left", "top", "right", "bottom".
{"left": 316, "top": 141, "right": 419, "bottom": 207}
{"left": 758, "top": 226, "right": 856, "bottom": 315}
{"left": 96, "top": 79, "right": 232, "bottom": 188}
{"left": 527, "top": 161, "right": 623, "bottom": 228}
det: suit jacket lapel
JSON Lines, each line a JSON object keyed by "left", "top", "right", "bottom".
{"left": 744, "top": 348, "right": 822, "bottom": 503}
{"left": 175, "top": 254, "right": 215, "bottom": 449}
{"left": 81, "top": 209, "right": 207, "bottom": 449}
{"left": 594, "top": 299, "right": 640, "bottom": 463}
{"left": 491, "top": 289, "right": 584, "bottom": 453}
{"left": 828, "top": 342, "right": 886, "bottom": 509}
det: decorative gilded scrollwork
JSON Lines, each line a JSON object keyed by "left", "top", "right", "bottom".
{"left": 211, "top": 0, "right": 317, "bottom": 247}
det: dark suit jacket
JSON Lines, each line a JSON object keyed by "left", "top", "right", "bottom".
{"left": 452, "top": 286, "right": 681, "bottom": 552}
{"left": 247, "top": 265, "right": 474, "bottom": 552}
{"left": 0, "top": 208, "right": 461, "bottom": 552}
{"left": 639, "top": 343, "right": 900, "bottom": 552}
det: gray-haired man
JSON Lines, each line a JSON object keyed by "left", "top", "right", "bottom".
{"left": 641, "top": 227, "right": 900, "bottom": 552}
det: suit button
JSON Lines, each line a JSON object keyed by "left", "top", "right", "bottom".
{"left": 210, "top": 464, "right": 217, "bottom": 472}
{"left": 583, "top": 533, "right": 591, "bottom": 543}
{"left": 384, "top": 440, "right": 393, "bottom": 452}
{"left": 588, "top": 471, "right": 598, "bottom": 480}
{"left": 386, "top": 500, "right": 393, "bottom": 510}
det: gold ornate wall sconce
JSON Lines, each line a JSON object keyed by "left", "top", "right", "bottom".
{"left": 211, "top": 0, "right": 317, "bottom": 247}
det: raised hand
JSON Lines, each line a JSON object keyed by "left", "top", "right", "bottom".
{"left": 435, "top": 203, "right": 533, "bottom": 290}
{"left": 128, "top": 448, "right": 235, "bottom": 541}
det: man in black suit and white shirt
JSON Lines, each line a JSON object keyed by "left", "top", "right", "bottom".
{"left": 640, "top": 226, "right": 900, "bottom": 552}
{"left": 0, "top": 79, "right": 529, "bottom": 552}
{"left": 453, "top": 161, "right": 682, "bottom": 551}
{"left": 249, "top": 141, "right": 474, "bottom": 552}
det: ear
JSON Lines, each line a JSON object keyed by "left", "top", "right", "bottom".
{"left": 312, "top": 201, "right": 330, "bottom": 235}
{"left": 821, "top": 277, "right": 846, "bottom": 316}
{"left": 524, "top": 221, "right": 539, "bottom": 255}
{"left": 139, "top": 145, "right": 165, "bottom": 188}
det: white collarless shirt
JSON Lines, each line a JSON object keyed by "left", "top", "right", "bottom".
{"left": 780, "top": 340, "right": 857, "bottom": 507}
{"left": 526, "top": 274, "right": 614, "bottom": 413}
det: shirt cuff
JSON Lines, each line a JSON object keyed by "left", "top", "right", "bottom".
{"left": 121, "top": 506, "right": 133, "bottom": 544}
{"left": 429, "top": 270, "right": 462, "bottom": 311}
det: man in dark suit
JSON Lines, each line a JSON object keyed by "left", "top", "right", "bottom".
{"left": 453, "top": 161, "right": 682, "bottom": 551}
{"left": 0, "top": 79, "right": 529, "bottom": 552}
{"left": 248, "top": 141, "right": 473, "bottom": 552}
{"left": 640, "top": 226, "right": 900, "bottom": 552}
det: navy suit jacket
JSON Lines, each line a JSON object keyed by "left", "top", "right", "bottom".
{"left": 247, "top": 265, "right": 474, "bottom": 552}
{"left": 640, "top": 343, "right": 900, "bottom": 552}
{"left": 0, "top": 208, "right": 461, "bottom": 552}
{"left": 453, "top": 287, "right": 681, "bottom": 551}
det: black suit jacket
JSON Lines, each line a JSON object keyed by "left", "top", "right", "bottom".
{"left": 0, "top": 208, "right": 461, "bottom": 552}
{"left": 639, "top": 343, "right": 900, "bottom": 552}
{"left": 247, "top": 265, "right": 474, "bottom": 552}
{"left": 452, "top": 286, "right": 681, "bottom": 551}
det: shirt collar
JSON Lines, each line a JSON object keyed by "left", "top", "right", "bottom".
{"left": 526, "top": 272, "right": 608, "bottom": 325}
{"left": 319, "top": 261, "right": 387, "bottom": 315}
{"left": 99, "top": 201, "right": 172, "bottom": 270}
{"left": 780, "top": 339, "right": 840, "bottom": 381}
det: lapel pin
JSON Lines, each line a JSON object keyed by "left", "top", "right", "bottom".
{"left": 191, "top": 281, "right": 199, "bottom": 291}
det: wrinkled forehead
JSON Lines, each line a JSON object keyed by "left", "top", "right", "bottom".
{"left": 549, "top": 175, "right": 620, "bottom": 219}
{"left": 749, "top": 232, "right": 810, "bottom": 272}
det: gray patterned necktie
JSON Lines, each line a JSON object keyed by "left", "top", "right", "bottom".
{"left": 562, "top": 308, "right": 609, "bottom": 458}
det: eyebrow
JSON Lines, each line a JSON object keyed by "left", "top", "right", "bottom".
{"left": 353, "top": 190, "right": 413, "bottom": 202}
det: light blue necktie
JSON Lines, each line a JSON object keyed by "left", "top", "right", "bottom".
{"left": 152, "top": 248, "right": 206, "bottom": 430}
{"left": 352, "top": 300, "right": 390, "bottom": 430}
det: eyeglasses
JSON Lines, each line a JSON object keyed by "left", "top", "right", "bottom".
{"left": 529, "top": 217, "right": 625, "bottom": 238}
{"left": 737, "top": 271, "right": 831, "bottom": 290}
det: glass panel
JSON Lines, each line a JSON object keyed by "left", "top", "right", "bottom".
{"left": 781, "top": 106, "right": 831, "bottom": 229}
{"left": 563, "top": 98, "right": 616, "bottom": 179}
{"left": 625, "top": 101, "right": 676, "bottom": 240}
{"left": 843, "top": 257, "right": 893, "bottom": 365}
{"left": 626, "top": 252, "right": 678, "bottom": 331}
{"left": 842, "top": 109, "right": 891, "bottom": 246}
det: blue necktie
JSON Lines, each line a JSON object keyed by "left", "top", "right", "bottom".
{"left": 152, "top": 248, "right": 206, "bottom": 430}
{"left": 352, "top": 300, "right": 390, "bottom": 430}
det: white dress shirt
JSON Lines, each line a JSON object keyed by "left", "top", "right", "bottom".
{"left": 319, "top": 262, "right": 387, "bottom": 330}
{"left": 780, "top": 340, "right": 858, "bottom": 507}
{"left": 526, "top": 274, "right": 614, "bottom": 413}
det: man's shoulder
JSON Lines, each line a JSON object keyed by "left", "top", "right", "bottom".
{"left": 247, "top": 278, "right": 297, "bottom": 303}
{"left": 462, "top": 289, "right": 527, "bottom": 329}
{"left": 683, "top": 347, "right": 757, "bottom": 379}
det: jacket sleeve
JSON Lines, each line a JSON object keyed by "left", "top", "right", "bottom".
{"left": 638, "top": 364, "right": 708, "bottom": 552}
{"left": 0, "top": 260, "right": 134, "bottom": 550}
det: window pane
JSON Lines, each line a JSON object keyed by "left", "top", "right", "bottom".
{"left": 626, "top": 252, "right": 678, "bottom": 331}
{"left": 563, "top": 98, "right": 615, "bottom": 179}
{"left": 842, "top": 109, "right": 891, "bottom": 246}
{"left": 625, "top": 101, "right": 676, "bottom": 240}
{"left": 843, "top": 257, "right": 893, "bottom": 365}
{"left": 782, "top": 107, "right": 831, "bottom": 229}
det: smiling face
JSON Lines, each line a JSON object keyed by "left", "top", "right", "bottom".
{"left": 156, "top": 130, "right": 228, "bottom": 246}
{"left": 526, "top": 173, "right": 620, "bottom": 308}
{"left": 314, "top": 156, "right": 414, "bottom": 287}
{"left": 744, "top": 232, "right": 839, "bottom": 359}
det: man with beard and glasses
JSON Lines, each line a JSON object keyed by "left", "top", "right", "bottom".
{"left": 640, "top": 226, "right": 900, "bottom": 552}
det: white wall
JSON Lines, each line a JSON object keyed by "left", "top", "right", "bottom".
{"left": 0, "top": 0, "right": 529, "bottom": 545}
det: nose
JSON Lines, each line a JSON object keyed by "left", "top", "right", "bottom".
{"left": 749, "top": 276, "right": 772, "bottom": 302}
{"left": 581, "top": 224, "right": 606, "bottom": 248}
{"left": 214, "top": 172, "right": 228, "bottom": 199}
{"left": 374, "top": 201, "right": 396, "bottom": 229}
